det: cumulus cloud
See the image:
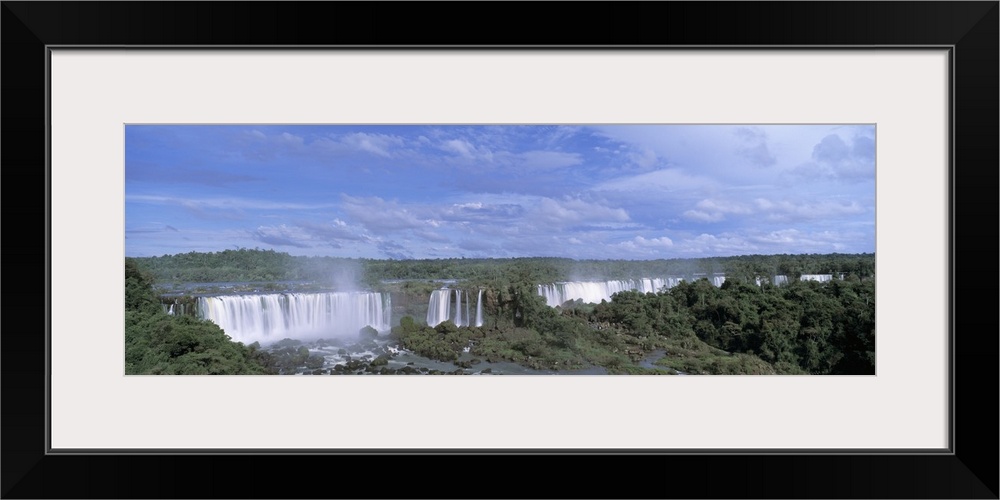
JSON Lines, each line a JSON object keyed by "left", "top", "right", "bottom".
{"left": 533, "top": 197, "right": 630, "bottom": 227}
{"left": 340, "top": 195, "right": 430, "bottom": 232}
{"left": 788, "top": 133, "right": 875, "bottom": 183}
{"left": 748, "top": 229, "right": 851, "bottom": 252}
{"left": 440, "top": 202, "right": 525, "bottom": 222}
{"left": 619, "top": 235, "right": 673, "bottom": 248}
{"left": 682, "top": 210, "right": 725, "bottom": 223}
{"left": 127, "top": 124, "right": 875, "bottom": 259}
{"left": 852, "top": 135, "right": 875, "bottom": 161}
{"left": 674, "top": 233, "right": 755, "bottom": 255}
{"left": 440, "top": 139, "right": 493, "bottom": 161}
{"left": 279, "top": 132, "right": 304, "bottom": 147}
{"left": 813, "top": 134, "right": 850, "bottom": 163}
{"left": 336, "top": 132, "right": 405, "bottom": 157}
{"left": 625, "top": 147, "right": 659, "bottom": 170}
{"left": 682, "top": 199, "right": 752, "bottom": 223}
{"left": 734, "top": 127, "right": 777, "bottom": 167}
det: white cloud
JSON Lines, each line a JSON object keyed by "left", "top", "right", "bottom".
{"left": 682, "top": 198, "right": 752, "bottom": 223}
{"left": 613, "top": 235, "right": 675, "bottom": 257}
{"left": 534, "top": 197, "right": 629, "bottom": 227}
{"left": 787, "top": 132, "right": 876, "bottom": 183}
{"left": 279, "top": 132, "right": 304, "bottom": 147}
{"left": 753, "top": 198, "right": 866, "bottom": 221}
{"left": 626, "top": 147, "right": 659, "bottom": 170}
{"left": 596, "top": 168, "right": 717, "bottom": 194}
{"left": 338, "top": 132, "right": 405, "bottom": 157}
{"left": 310, "top": 132, "right": 406, "bottom": 158}
{"left": 682, "top": 210, "right": 724, "bottom": 223}
{"left": 632, "top": 235, "right": 674, "bottom": 247}
{"left": 340, "top": 195, "right": 430, "bottom": 232}
{"left": 440, "top": 139, "right": 493, "bottom": 161}
{"left": 675, "top": 233, "right": 755, "bottom": 255}
{"left": 749, "top": 229, "right": 845, "bottom": 247}
{"left": 734, "top": 127, "right": 777, "bottom": 167}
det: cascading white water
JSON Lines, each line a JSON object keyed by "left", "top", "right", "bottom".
{"left": 712, "top": 275, "right": 727, "bottom": 287}
{"left": 465, "top": 292, "right": 471, "bottom": 328}
{"left": 426, "top": 289, "right": 452, "bottom": 327}
{"left": 800, "top": 274, "right": 833, "bottom": 282}
{"left": 426, "top": 288, "right": 484, "bottom": 327}
{"left": 197, "top": 292, "right": 391, "bottom": 345}
{"left": 475, "top": 289, "right": 483, "bottom": 327}
{"left": 773, "top": 275, "right": 789, "bottom": 286}
{"left": 537, "top": 277, "right": 692, "bottom": 308}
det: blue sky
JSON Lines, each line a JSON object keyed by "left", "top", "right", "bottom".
{"left": 125, "top": 124, "right": 875, "bottom": 260}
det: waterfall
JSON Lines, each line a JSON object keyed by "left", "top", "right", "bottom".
{"left": 197, "top": 292, "right": 391, "bottom": 345}
{"left": 475, "top": 289, "right": 483, "bottom": 327}
{"left": 772, "top": 275, "right": 789, "bottom": 286}
{"left": 167, "top": 304, "right": 175, "bottom": 315}
{"left": 426, "top": 289, "right": 452, "bottom": 327}
{"left": 426, "top": 288, "right": 482, "bottom": 327}
{"left": 800, "top": 274, "right": 833, "bottom": 283}
{"left": 537, "top": 278, "right": 691, "bottom": 308}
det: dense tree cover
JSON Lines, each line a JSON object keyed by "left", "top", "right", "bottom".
{"left": 136, "top": 248, "right": 299, "bottom": 283}
{"left": 594, "top": 277, "right": 875, "bottom": 374}
{"left": 132, "top": 249, "right": 875, "bottom": 375}
{"left": 133, "top": 248, "right": 875, "bottom": 288}
{"left": 125, "top": 259, "right": 273, "bottom": 374}
{"left": 392, "top": 271, "right": 874, "bottom": 375}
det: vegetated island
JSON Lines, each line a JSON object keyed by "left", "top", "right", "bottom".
{"left": 126, "top": 248, "right": 875, "bottom": 376}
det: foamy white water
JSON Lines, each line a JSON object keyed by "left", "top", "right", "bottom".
{"left": 198, "top": 292, "right": 391, "bottom": 344}
{"left": 426, "top": 288, "right": 484, "bottom": 327}
{"left": 537, "top": 278, "right": 689, "bottom": 307}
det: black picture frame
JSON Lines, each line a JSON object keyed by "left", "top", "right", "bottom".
{"left": 3, "top": 2, "right": 997, "bottom": 498}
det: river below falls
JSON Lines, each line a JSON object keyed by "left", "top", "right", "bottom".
{"left": 263, "top": 336, "right": 612, "bottom": 375}
{"left": 260, "top": 337, "right": 693, "bottom": 375}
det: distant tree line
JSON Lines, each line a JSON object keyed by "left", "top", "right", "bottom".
{"left": 133, "top": 248, "right": 875, "bottom": 288}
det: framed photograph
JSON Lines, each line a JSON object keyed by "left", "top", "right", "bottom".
{"left": 4, "top": 2, "right": 996, "bottom": 498}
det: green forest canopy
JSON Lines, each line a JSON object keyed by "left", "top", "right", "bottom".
{"left": 127, "top": 250, "right": 875, "bottom": 375}
{"left": 133, "top": 248, "right": 875, "bottom": 288}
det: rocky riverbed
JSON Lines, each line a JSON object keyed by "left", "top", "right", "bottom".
{"left": 258, "top": 336, "right": 608, "bottom": 375}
